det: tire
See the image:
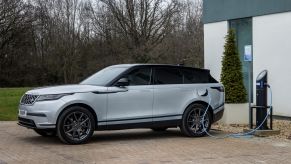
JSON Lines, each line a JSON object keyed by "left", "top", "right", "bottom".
{"left": 180, "top": 103, "right": 211, "bottom": 137}
{"left": 34, "top": 129, "right": 56, "bottom": 137}
{"left": 57, "top": 106, "right": 95, "bottom": 144}
{"left": 151, "top": 127, "right": 168, "bottom": 132}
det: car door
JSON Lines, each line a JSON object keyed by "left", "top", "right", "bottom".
{"left": 106, "top": 67, "right": 154, "bottom": 126}
{"left": 152, "top": 67, "right": 190, "bottom": 122}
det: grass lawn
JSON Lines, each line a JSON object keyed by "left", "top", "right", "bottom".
{"left": 0, "top": 88, "right": 30, "bottom": 121}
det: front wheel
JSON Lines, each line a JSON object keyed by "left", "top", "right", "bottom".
{"left": 57, "top": 106, "right": 95, "bottom": 144}
{"left": 180, "top": 104, "right": 211, "bottom": 137}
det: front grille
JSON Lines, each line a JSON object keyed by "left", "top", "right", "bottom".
{"left": 18, "top": 117, "right": 36, "bottom": 128}
{"left": 20, "top": 94, "right": 38, "bottom": 105}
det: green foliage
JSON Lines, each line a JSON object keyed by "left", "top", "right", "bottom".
{"left": 221, "top": 29, "right": 247, "bottom": 103}
{"left": 0, "top": 88, "right": 30, "bottom": 120}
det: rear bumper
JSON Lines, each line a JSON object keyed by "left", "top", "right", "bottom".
{"left": 213, "top": 105, "right": 224, "bottom": 123}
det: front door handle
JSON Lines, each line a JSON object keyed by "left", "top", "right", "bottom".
{"left": 107, "top": 87, "right": 128, "bottom": 93}
{"left": 92, "top": 90, "right": 128, "bottom": 94}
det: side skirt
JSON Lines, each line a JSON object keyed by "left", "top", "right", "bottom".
{"left": 96, "top": 119, "right": 181, "bottom": 131}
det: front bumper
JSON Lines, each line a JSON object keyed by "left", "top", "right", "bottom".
{"left": 18, "top": 99, "right": 66, "bottom": 129}
{"left": 18, "top": 117, "right": 37, "bottom": 128}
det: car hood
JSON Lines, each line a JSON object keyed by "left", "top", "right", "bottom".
{"left": 26, "top": 84, "right": 107, "bottom": 95}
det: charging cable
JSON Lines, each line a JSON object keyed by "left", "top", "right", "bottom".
{"left": 200, "top": 85, "right": 272, "bottom": 139}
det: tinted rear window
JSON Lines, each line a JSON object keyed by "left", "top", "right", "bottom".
{"left": 181, "top": 68, "right": 212, "bottom": 84}
{"left": 154, "top": 68, "right": 183, "bottom": 84}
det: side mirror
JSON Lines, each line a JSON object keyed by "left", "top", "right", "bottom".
{"left": 115, "top": 78, "right": 129, "bottom": 87}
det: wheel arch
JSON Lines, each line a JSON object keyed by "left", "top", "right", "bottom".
{"left": 183, "top": 100, "right": 214, "bottom": 123}
{"left": 57, "top": 103, "right": 98, "bottom": 129}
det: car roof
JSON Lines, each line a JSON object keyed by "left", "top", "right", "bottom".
{"left": 111, "top": 64, "right": 209, "bottom": 72}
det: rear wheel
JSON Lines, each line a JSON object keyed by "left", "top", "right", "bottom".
{"left": 180, "top": 104, "right": 211, "bottom": 137}
{"left": 151, "top": 127, "right": 168, "bottom": 132}
{"left": 34, "top": 129, "right": 56, "bottom": 137}
{"left": 57, "top": 106, "right": 95, "bottom": 144}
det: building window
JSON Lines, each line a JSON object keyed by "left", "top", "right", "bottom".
{"left": 229, "top": 18, "right": 253, "bottom": 102}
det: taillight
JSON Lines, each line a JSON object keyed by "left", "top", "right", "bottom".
{"left": 210, "top": 86, "right": 224, "bottom": 92}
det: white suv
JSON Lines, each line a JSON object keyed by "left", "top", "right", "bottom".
{"left": 18, "top": 64, "right": 224, "bottom": 144}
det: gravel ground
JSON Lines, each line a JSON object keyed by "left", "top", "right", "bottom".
{"left": 1, "top": 121, "right": 291, "bottom": 164}
{"left": 212, "top": 119, "right": 291, "bottom": 140}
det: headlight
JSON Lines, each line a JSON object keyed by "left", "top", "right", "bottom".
{"left": 36, "top": 93, "right": 74, "bottom": 101}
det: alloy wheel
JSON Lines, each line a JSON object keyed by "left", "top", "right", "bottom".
{"left": 186, "top": 107, "right": 209, "bottom": 134}
{"left": 63, "top": 112, "right": 91, "bottom": 141}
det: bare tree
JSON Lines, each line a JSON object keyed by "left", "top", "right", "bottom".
{"left": 185, "top": 0, "right": 204, "bottom": 67}
{"left": 32, "top": 0, "right": 87, "bottom": 83}
{"left": 148, "top": 0, "right": 204, "bottom": 67}
{"left": 97, "top": 0, "right": 181, "bottom": 62}
{"left": 0, "top": 0, "right": 204, "bottom": 87}
{"left": 0, "top": 0, "right": 32, "bottom": 60}
{"left": 0, "top": 0, "right": 34, "bottom": 86}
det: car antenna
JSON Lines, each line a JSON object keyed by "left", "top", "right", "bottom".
{"left": 177, "top": 59, "right": 186, "bottom": 66}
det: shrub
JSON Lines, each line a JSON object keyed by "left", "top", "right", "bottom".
{"left": 221, "top": 29, "right": 247, "bottom": 103}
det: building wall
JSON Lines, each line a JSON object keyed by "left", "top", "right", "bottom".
{"left": 204, "top": 12, "right": 291, "bottom": 117}
{"left": 253, "top": 11, "right": 291, "bottom": 117}
{"left": 204, "top": 21, "right": 228, "bottom": 81}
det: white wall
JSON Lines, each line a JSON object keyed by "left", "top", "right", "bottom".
{"left": 253, "top": 11, "right": 291, "bottom": 117}
{"left": 204, "top": 21, "right": 228, "bottom": 81}
{"left": 204, "top": 12, "right": 291, "bottom": 117}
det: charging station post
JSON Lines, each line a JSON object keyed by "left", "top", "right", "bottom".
{"left": 249, "top": 70, "right": 275, "bottom": 130}
{"left": 254, "top": 70, "right": 269, "bottom": 129}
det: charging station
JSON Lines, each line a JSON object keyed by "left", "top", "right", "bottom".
{"left": 249, "top": 70, "right": 273, "bottom": 130}
{"left": 256, "top": 70, "right": 270, "bottom": 129}
{"left": 247, "top": 70, "right": 280, "bottom": 136}
{"left": 202, "top": 70, "right": 280, "bottom": 138}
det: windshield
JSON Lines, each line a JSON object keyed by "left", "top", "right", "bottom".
{"left": 80, "top": 66, "right": 128, "bottom": 86}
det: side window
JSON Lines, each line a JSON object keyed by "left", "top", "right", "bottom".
{"left": 126, "top": 68, "right": 151, "bottom": 85}
{"left": 182, "top": 69, "right": 209, "bottom": 84}
{"left": 154, "top": 68, "right": 183, "bottom": 84}
{"left": 182, "top": 69, "right": 196, "bottom": 84}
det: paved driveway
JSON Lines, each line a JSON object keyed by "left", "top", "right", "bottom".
{"left": 0, "top": 121, "right": 290, "bottom": 164}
